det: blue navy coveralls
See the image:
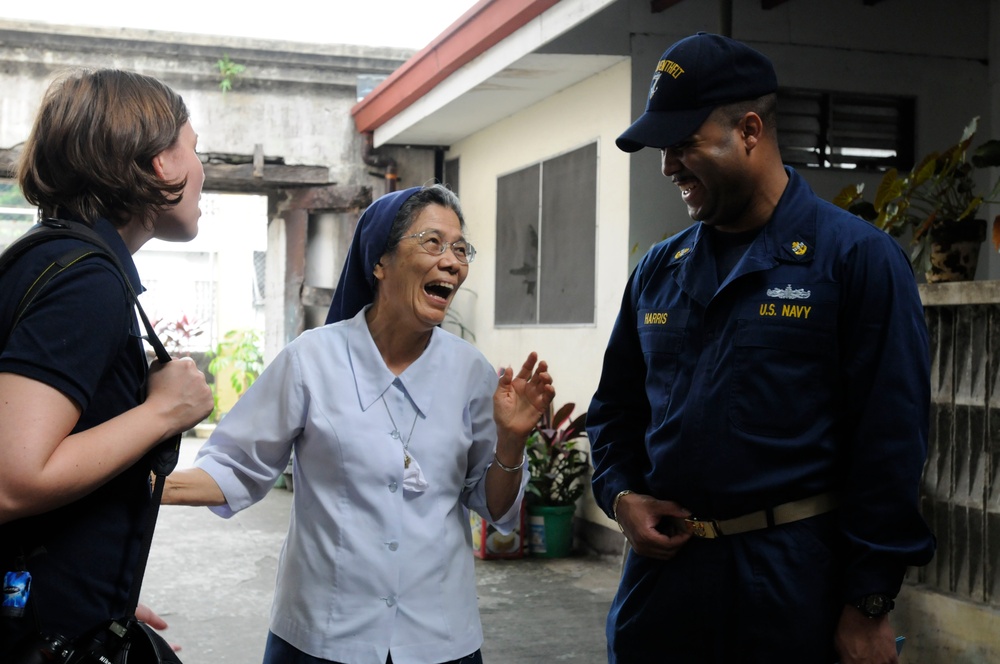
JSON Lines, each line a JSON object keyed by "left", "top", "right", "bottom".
{"left": 0, "top": 218, "right": 150, "bottom": 652}
{"left": 588, "top": 169, "right": 935, "bottom": 663}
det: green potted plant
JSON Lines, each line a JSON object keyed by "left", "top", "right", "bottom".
{"left": 207, "top": 328, "right": 264, "bottom": 422}
{"left": 206, "top": 328, "right": 289, "bottom": 488}
{"left": 524, "top": 402, "right": 589, "bottom": 558}
{"left": 834, "top": 116, "right": 1000, "bottom": 282}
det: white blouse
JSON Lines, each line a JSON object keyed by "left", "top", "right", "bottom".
{"left": 195, "top": 307, "right": 525, "bottom": 664}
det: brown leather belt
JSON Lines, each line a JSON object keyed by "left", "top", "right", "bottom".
{"left": 684, "top": 492, "right": 839, "bottom": 538}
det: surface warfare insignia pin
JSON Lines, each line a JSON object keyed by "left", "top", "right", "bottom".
{"left": 791, "top": 241, "right": 809, "bottom": 256}
{"left": 674, "top": 247, "right": 691, "bottom": 260}
{"left": 766, "top": 284, "right": 812, "bottom": 300}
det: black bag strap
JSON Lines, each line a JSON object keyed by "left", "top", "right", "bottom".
{"left": 0, "top": 219, "right": 166, "bottom": 361}
{"left": 0, "top": 218, "right": 181, "bottom": 618}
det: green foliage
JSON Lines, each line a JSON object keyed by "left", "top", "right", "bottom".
{"left": 525, "top": 403, "right": 590, "bottom": 507}
{"left": 0, "top": 183, "right": 29, "bottom": 207}
{"left": 834, "top": 116, "right": 1000, "bottom": 270}
{"left": 207, "top": 328, "right": 263, "bottom": 420}
{"left": 217, "top": 54, "right": 246, "bottom": 94}
{"left": 0, "top": 182, "right": 34, "bottom": 225}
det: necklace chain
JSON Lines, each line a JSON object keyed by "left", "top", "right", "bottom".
{"left": 380, "top": 395, "right": 418, "bottom": 468}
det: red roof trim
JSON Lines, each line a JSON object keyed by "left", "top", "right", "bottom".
{"left": 352, "top": 0, "right": 560, "bottom": 136}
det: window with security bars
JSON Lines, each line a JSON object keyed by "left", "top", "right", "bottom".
{"left": 495, "top": 143, "right": 597, "bottom": 326}
{"left": 253, "top": 250, "right": 266, "bottom": 306}
{"left": 777, "top": 89, "right": 915, "bottom": 172}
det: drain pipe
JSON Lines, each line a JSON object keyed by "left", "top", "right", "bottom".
{"left": 362, "top": 132, "right": 398, "bottom": 194}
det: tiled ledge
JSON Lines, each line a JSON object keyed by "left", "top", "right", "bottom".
{"left": 919, "top": 280, "right": 1000, "bottom": 307}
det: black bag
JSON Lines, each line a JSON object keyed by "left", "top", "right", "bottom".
{"left": 1, "top": 220, "right": 183, "bottom": 663}
{"left": 8, "top": 619, "right": 181, "bottom": 663}
{"left": 67, "top": 619, "right": 182, "bottom": 664}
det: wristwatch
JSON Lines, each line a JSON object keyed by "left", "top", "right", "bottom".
{"left": 851, "top": 593, "right": 895, "bottom": 618}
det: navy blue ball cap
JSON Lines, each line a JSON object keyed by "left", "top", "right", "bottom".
{"left": 616, "top": 33, "right": 778, "bottom": 153}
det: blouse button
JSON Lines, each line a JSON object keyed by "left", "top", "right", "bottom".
{"left": 388, "top": 481, "right": 398, "bottom": 493}
{"left": 384, "top": 595, "right": 397, "bottom": 607}
{"left": 387, "top": 541, "right": 399, "bottom": 551}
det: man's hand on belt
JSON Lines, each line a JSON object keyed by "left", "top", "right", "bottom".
{"left": 616, "top": 492, "right": 692, "bottom": 560}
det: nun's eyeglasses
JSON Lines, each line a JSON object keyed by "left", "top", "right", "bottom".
{"left": 402, "top": 230, "right": 477, "bottom": 264}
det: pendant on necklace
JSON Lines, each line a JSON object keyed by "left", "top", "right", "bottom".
{"left": 404, "top": 454, "right": 411, "bottom": 469}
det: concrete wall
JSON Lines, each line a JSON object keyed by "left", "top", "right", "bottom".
{"left": 891, "top": 282, "right": 1000, "bottom": 663}
{"left": 443, "top": 60, "right": 632, "bottom": 535}
{"left": 0, "top": 20, "right": 412, "bottom": 187}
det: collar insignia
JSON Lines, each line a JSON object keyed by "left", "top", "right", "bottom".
{"left": 674, "top": 247, "right": 691, "bottom": 260}
{"left": 791, "top": 241, "right": 809, "bottom": 256}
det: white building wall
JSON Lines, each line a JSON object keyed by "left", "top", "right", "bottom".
{"left": 446, "top": 60, "right": 631, "bottom": 528}
{"left": 135, "top": 193, "right": 268, "bottom": 351}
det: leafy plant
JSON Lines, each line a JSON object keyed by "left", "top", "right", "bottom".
{"left": 525, "top": 403, "right": 589, "bottom": 507}
{"left": 834, "top": 116, "right": 1000, "bottom": 271}
{"left": 217, "top": 54, "right": 246, "bottom": 94}
{"left": 207, "top": 328, "right": 263, "bottom": 420}
{"left": 152, "top": 314, "right": 205, "bottom": 357}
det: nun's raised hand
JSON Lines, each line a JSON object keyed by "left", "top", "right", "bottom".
{"left": 493, "top": 351, "right": 554, "bottom": 439}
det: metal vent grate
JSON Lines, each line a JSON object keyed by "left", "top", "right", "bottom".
{"left": 777, "top": 89, "right": 915, "bottom": 172}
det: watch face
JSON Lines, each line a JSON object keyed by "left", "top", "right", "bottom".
{"left": 865, "top": 596, "right": 886, "bottom": 612}
{"left": 858, "top": 594, "right": 894, "bottom": 617}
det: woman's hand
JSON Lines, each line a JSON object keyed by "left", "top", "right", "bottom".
{"left": 146, "top": 357, "right": 215, "bottom": 438}
{"left": 486, "top": 352, "right": 554, "bottom": 519}
{"left": 493, "top": 351, "right": 555, "bottom": 439}
{"left": 135, "top": 603, "right": 181, "bottom": 652}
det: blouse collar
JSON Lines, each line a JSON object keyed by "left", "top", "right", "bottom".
{"left": 346, "top": 306, "right": 440, "bottom": 417}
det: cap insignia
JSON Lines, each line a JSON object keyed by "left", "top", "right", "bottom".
{"left": 656, "top": 59, "right": 685, "bottom": 79}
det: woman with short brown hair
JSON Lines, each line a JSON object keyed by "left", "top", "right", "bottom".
{"left": 0, "top": 68, "right": 214, "bottom": 657}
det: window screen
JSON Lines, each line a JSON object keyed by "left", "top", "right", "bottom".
{"left": 495, "top": 143, "right": 597, "bottom": 325}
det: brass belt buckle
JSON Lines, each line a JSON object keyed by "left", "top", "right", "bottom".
{"left": 685, "top": 518, "right": 721, "bottom": 538}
